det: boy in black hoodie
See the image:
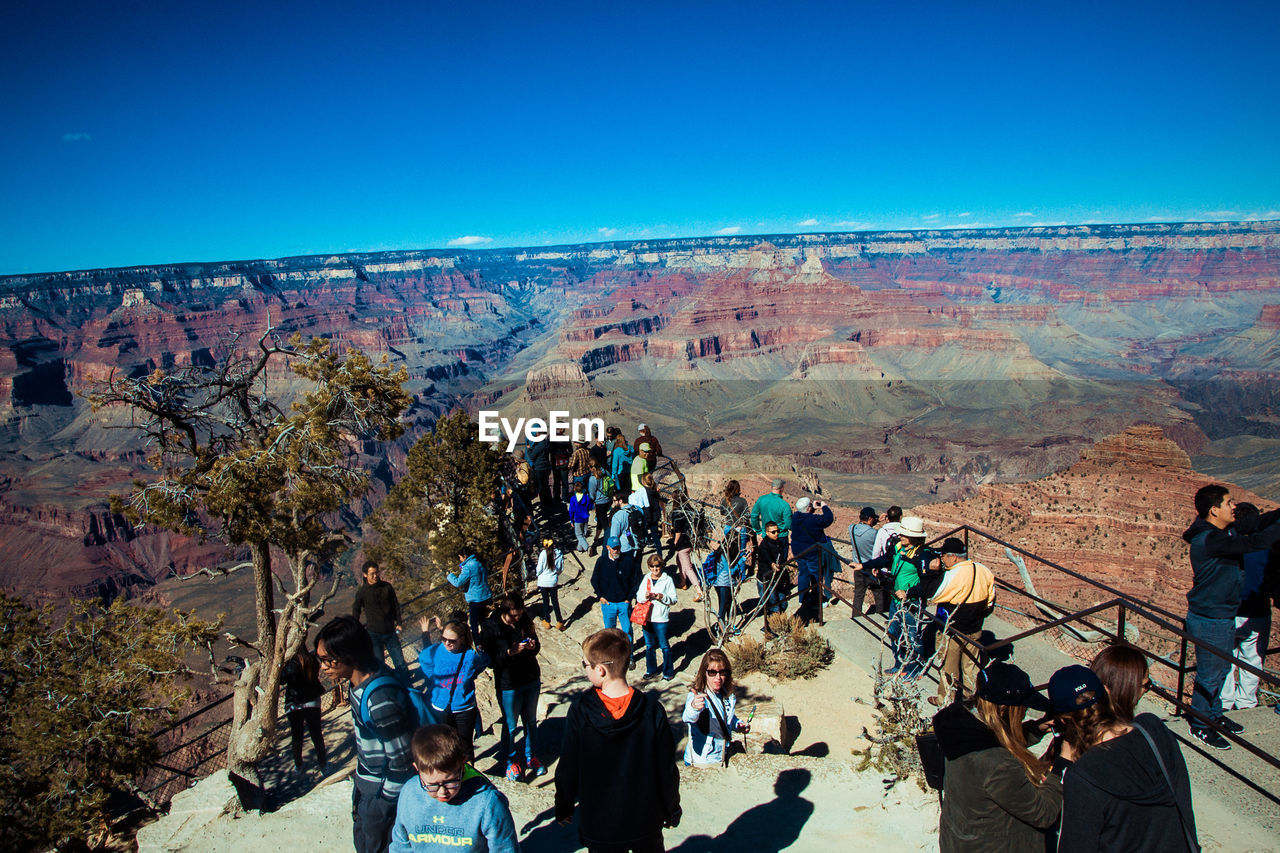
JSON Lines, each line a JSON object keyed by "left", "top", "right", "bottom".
{"left": 555, "top": 628, "right": 681, "bottom": 853}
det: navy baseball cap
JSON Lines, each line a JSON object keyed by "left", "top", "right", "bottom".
{"left": 977, "top": 662, "right": 1051, "bottom": 711}
{"left": 1048, "top": 665, "right": 1104, "bottom": 714}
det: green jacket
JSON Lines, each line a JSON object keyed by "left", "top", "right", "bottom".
{"left": 750, "top": 492, "right": 792, "bottom": 535}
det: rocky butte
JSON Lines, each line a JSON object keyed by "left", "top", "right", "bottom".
{"left": 0, "top": 221, "right": 1278, "bottom": 602}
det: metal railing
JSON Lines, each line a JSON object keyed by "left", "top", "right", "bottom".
{"left": 823, "top": 523, "right": 1280, "bottom": 774}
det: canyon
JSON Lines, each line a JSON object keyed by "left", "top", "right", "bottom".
{"left": 1, "top": 221, "right": 1278, "bottom": 603}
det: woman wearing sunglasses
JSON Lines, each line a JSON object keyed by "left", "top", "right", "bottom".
{"left": 418, "top": 615, "right": 490, "bottom": 763}
{"left": 682, "top": 649, "right": 750, "bottom": 766}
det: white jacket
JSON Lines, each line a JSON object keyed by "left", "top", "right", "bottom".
{"left": 535, "top": 548, "right": 564, "bottom": 588}
{"left": 635, "top": 573, "right": 677, "bottom": 623}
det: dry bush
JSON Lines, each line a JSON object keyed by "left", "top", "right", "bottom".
{"left": 850, "top": 661, "right": 932, "bottom": 791}
{"left": 726, "top": 614, "right": 833, "bottom": 680}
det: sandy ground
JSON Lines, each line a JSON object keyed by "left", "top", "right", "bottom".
{"left": 138, "top": 544, "right": 940, "bottom": 853}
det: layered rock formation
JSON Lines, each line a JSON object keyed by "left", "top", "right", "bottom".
{"left": 2, "top": 221, "right": 1278, "bottom": 602}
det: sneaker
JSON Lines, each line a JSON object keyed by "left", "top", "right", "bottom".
{"left": 506, "top": 762, "right": 523, "bottom": 781}
{"left": 1214, "top": 716, "right": 1245, "bottom": 735}
{"left": 528, "top": 757, "right": 547, "bottom": 777}
{"left": 884, "top": 666, "right": 902, "bottom": 676}
{"left": 1190, "top": 726, "right": 1231, "bottom": 750}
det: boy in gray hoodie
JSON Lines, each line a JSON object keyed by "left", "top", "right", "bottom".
{"left": 390, "top": 725, "right": 519, "bottom": 853}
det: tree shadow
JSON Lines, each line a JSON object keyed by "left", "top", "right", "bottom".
{"left": 668, "top": 767, "right": 815, "bottom": 853}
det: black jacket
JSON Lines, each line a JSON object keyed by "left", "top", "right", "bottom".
{"left": 526, "top": 437, "right": 551, "bottom": 473}
{"left": 477, "top": 617, "right": 541, "bottom": 691}
{"left": 756, "top": 535, "right": 788, "bottom": 583}
{"left": 352, "top": 580, "right": 400, "bottom": 634}
{"left": 592, "top": 551, "right": 640, "bottom": 603}
{"left": 1058, "top": 714, "right": 1197, "bottom": 853}
{"left": 1182, "top": 511, "right": 1280, "bottom": 618}
{"left": 554, "top": 687, "right": 681, "bottom": 846}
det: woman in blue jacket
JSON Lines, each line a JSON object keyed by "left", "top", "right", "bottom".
{"left": 418, "top": 616, "right": 491, "bottom": 762}
{"left": 448, "top": 550, "right": 493, "bottom": 638}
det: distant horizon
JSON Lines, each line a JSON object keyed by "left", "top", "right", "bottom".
{"left": 6, "top": 215, "right": 1280, "bottom": 280}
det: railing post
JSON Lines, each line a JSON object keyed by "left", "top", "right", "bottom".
{"left": 1175, "top": 631, "right": 1190, "bottom": 718}
{"left": 1116, "top": 603, "right": 1126, "bottom": 644}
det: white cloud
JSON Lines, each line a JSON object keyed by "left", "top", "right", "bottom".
{"left": 796, "top": 218, "right": 819, "bottom": 227}
{"left": 832, "top": 220, "right": 869, "bottom": 229}
{"left": 1203, "top": 209, "right": 1240, "bottom": 219}
{"left": 1013, "top": 211, "right": 1033, "bottom": 218}
{"left": 446, "top": 235, "right": 492, "bottom": 247}
{"left": 61, "top": 132, "right": 92, "bottom": 142}
{"left": 597, "top": 227, "right": 619, "bottom": 238}
{"left": 1264, "top": 210, "right": 1280, "bottom": 219}
{"left": 714, "top": 226, "right": 741, "bottom": 235}
{"left": 958, "top": 211, "right": 972, "bottom": 217}
{"left": 922, "top": 213, "right": 940, "bottom": 221}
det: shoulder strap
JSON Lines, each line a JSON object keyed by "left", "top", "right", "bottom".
{"left": 1131, "top": 721, "right": 1200, "bottom": 853}
{"left": 705, "top": 693, "right": 734, "bottom": 767}
{"left": 356, "top": 674, "right": 399, "bottom": 728}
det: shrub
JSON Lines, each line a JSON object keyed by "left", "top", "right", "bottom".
{"left": 726, "top": 614, "right": 833, "bottom": 680}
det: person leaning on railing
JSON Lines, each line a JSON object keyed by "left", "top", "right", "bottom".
{"left": 1181, "top": 484, "right": 1280, "bottom": 750}
{"left": 926, "top": 538, "right": 996, "bottom": 707}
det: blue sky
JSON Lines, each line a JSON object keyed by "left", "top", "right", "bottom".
{"left": 2, "top": 0, "right": 1278, "bottom": 274}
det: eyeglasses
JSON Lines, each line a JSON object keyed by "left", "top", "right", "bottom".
{"left": 582, "top": 660, "right": 615, "bottom": 669}
{"left": 706, "top": 669, "right": 727, "bottom": 677}
{"left": 419, "top": 775, "right": 464, "bottom": 794}
{"left": 765, "top": 529, "right": 778, "bottom": 535}
{"left": 442, "top": 636, "right": 461, "bottom": 645}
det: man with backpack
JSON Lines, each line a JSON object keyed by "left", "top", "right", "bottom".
{"left": 849, "top": 507, "right": 887, "bottom": 617}
{"left": 587, "top": 459, "right": 613, "bottom": 557}
{"left": 316, "top": 615, "right": 418, "bottom": 853}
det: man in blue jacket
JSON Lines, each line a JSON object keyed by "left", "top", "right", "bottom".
{"left": 790, "top": 496, "right": 834, "bottom": 623}
{"left": 1182, "top": 484, "right": 1280, "bottom": 750}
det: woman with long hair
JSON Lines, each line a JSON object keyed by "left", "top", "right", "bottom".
{"left": 1050, "top": 664, "right": 1198, "bottom": 852}
{"left": 682, "top": 649, "right": 750, "bottom": 765}
{"left": 478, "top": 593, "right": 544, "bottom": 782}
{"left": 281, "top": 646, "right": 329, "bottom": 776}
{"left": 417, "top": 615, "right": 491, "bottom": 763}
{"left": 932, "top": 661, "right": 1063, "bottom": 853}
{"left": 1089, "top": 643, "right": 1150, "bottom": 722}
{"left": 534, "top": 537, "right": 565, "bottom": 630}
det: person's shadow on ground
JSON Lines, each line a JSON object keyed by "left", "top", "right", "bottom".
{"left": 667, "top": 767, "right": 814, "bottom": 853}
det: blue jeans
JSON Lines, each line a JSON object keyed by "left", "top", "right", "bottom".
{"left": 757, "top": 578, "right": 785, "bottom": 624}
{"left": 1187, "top": 611, "right": 1236, "bottom": 727}
{"left": 498, "top": 680, "right": 540, "bottom": 765}
{"left": 369, "top": 631, "right": 409, "bottom": 683}
{"left": 715, "top": 585, "right": 732, "bottom": 620}
{"left": 642, "top": 621, "right": 674, "bottom": 678}
{"left": 600, "top": 600, "right": 632, "bottom": 644}
{"left": 886, "top": 599, "right": 923, "bottom": 675}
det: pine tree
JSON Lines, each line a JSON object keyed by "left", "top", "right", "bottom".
{"left": 90, "top": 330, "right": 409, "bottom": 798}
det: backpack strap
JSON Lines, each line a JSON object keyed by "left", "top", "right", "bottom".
{"left": 705, "top": 692, "right": 734, "bottom": 767}
{"left": 355, "top": 674, "right": 400, "bottom": 730}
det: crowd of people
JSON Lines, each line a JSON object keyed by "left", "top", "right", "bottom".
{"left": 315, "top": 432, "right": 1277, "bottom": 853}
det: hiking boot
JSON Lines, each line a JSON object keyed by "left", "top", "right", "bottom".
{"left": 529, "top": 757, "right": 547, "bottom": 777}
{"left": 506, "top": 762, "right": 524, "bottom": 781}
{"left": 1214, "top": 716, "right": 1244, "bottom": 735}
{"left": 556, "top": 621, "right": 566, "bottom": 632}
{"left": 540, "top": 619, "right": 551, "bottom": 630}
{"left": 1190, "top": 726, "right": 1231, "bottom": 750}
